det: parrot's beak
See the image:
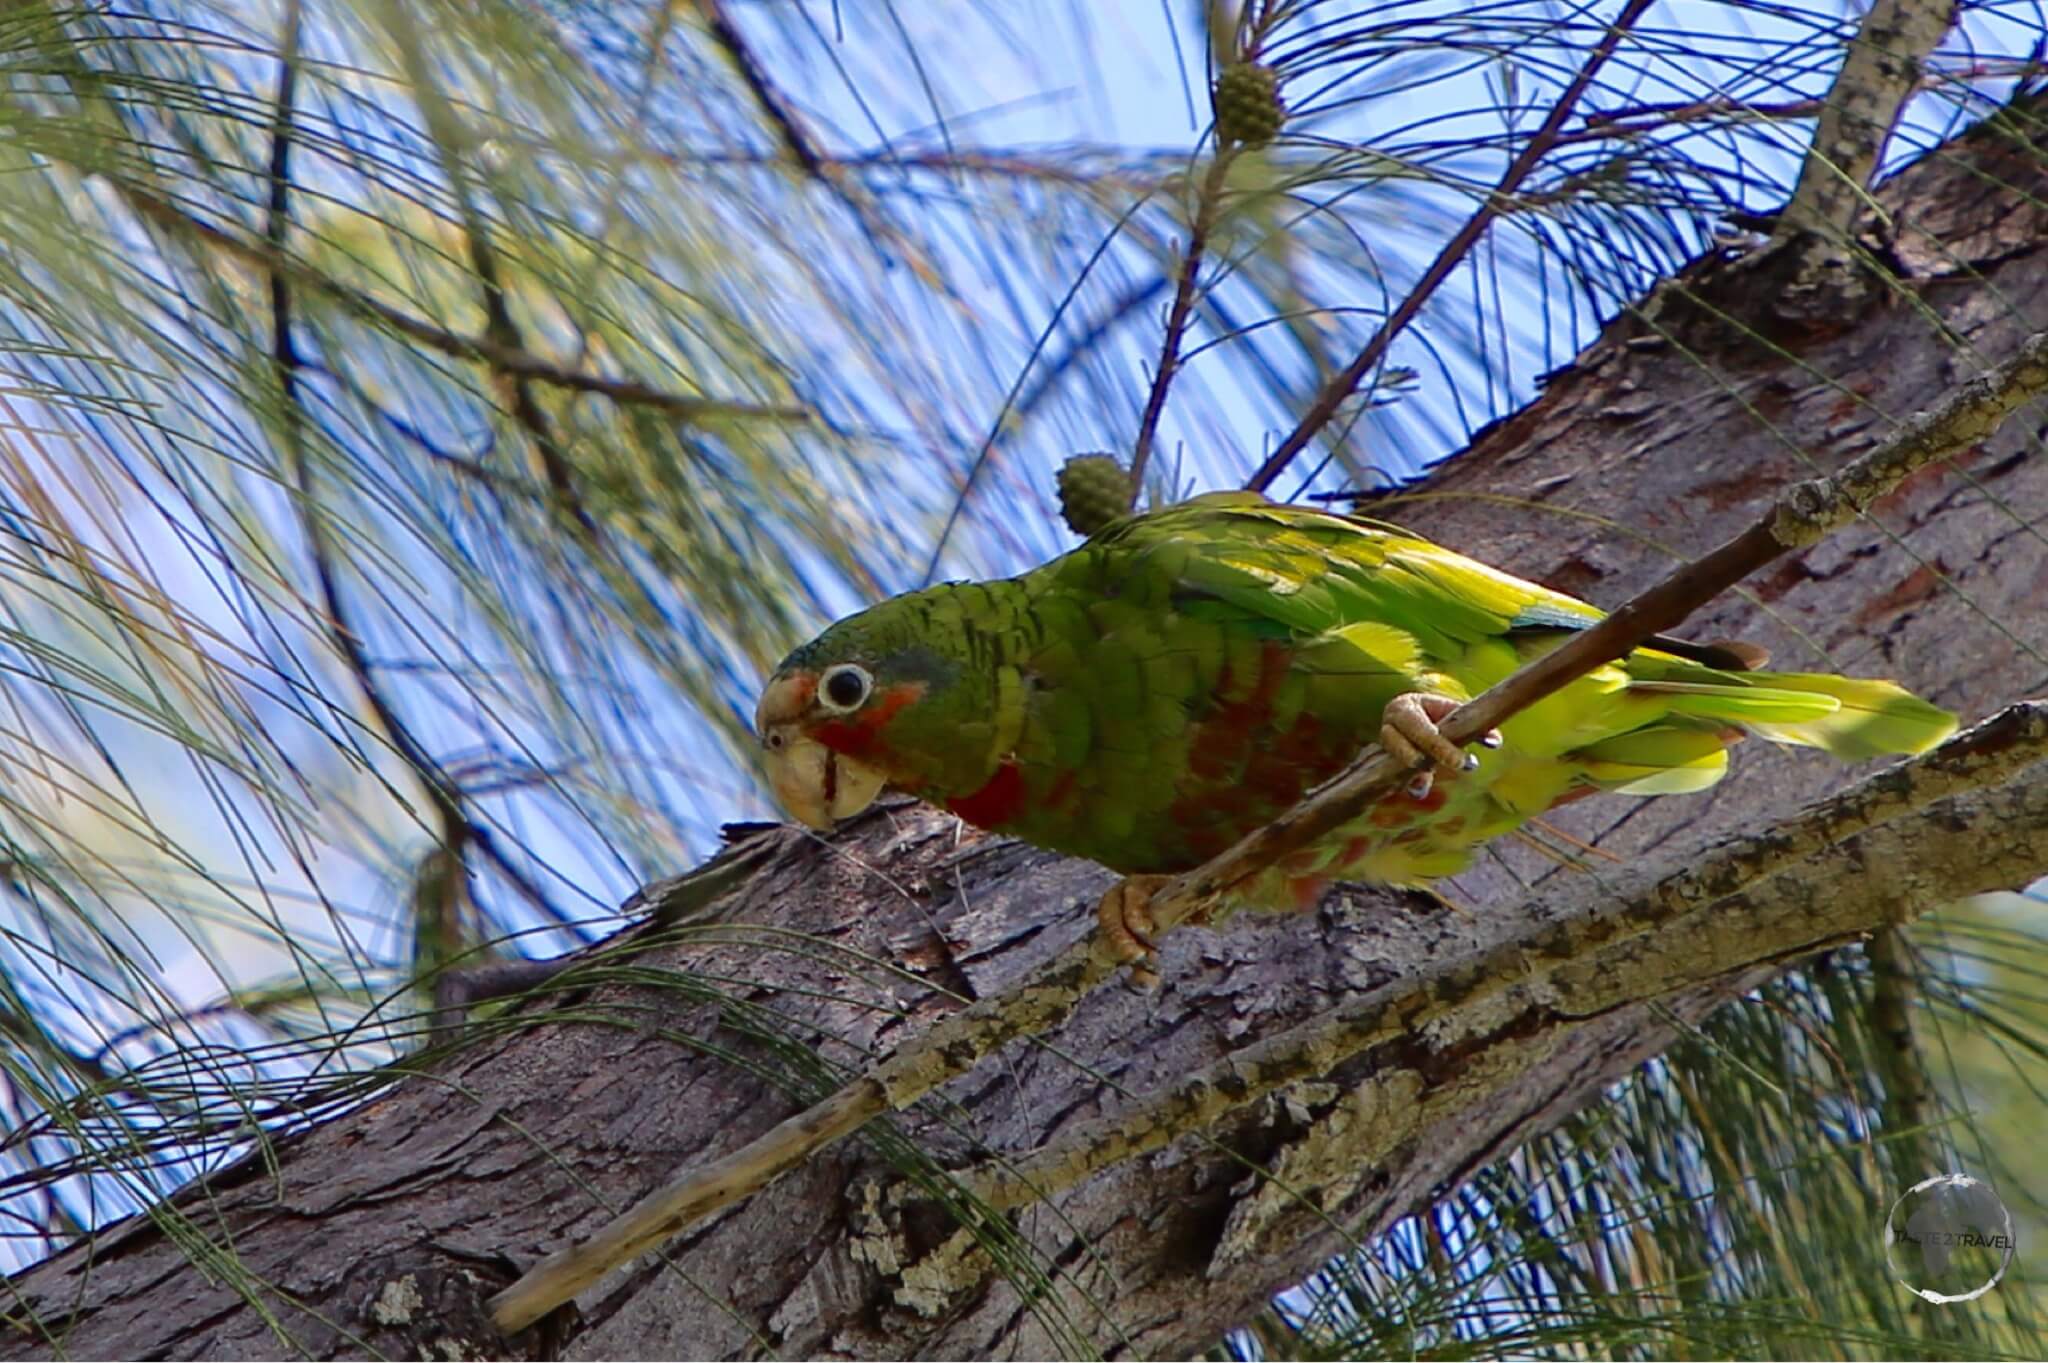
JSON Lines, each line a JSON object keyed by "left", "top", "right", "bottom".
{"left": 756, "top": 674, "right": 887, "bottom": 830}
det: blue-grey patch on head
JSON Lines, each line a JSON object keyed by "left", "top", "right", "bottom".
{"left": 878, "top": 645, "right": 957, "bottom": 689}
{"left": 774, "top": 638, "right": 827, "bottom": 675}
{"left": 774, "top": 629, "right": 959, "bottom": 692}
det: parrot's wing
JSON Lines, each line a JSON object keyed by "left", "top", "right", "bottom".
{"left": 1109, "top": 491, "right": 1598, "bottom": 658}
{"left": 1120, "top": 493, "right": 1763, "bottom": 670}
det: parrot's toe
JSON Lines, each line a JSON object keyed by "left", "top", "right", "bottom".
{"left": 1095, "top": 875, "right": 1170, "bottom": 991}
{"left": 1382, "top": 692, "right": 1496, "bottom": 799}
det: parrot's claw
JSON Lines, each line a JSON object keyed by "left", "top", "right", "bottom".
{"left": 1381, "top": 692, "right": 1499, "bottom": 799}
{"left": 1096, "top": 875, "right": 1171, "bottom": 991}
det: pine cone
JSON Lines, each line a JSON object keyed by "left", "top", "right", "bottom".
{"left": 1056, "top": 453, "right": 1133, "bottom": 536}
{"left": 1212, "top": 62, "right": 1284, "bottom": 148}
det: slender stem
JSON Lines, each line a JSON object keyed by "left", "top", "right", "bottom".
{"left": 696, "top": 0, "right": 829, "bottom": 181}
{"left": 263, "top": 8, "right": 581, "bottom": 942}
{"left": 926, "top": 705, "right": 2045, "bottom": 1231}
{"left": 1868, "top": 928, "right": 1936, "bottom": 1177}
{"left": 1129, "top": 151, "right": 1237, "bottom": 505}
{"left": 120, "top": 188, "right": 804, "bottom": 425}
{"left": 1245, "top": 0, "right": 1654, "bottom": 494}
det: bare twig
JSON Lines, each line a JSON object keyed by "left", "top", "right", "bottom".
{"left": 486, "top": 327, "right": 2048, "bottom": 1337}
{"left": 695, "top": 0, "right": 830, "bottom": 182}
{"left": 431, "top": 829, "right": 783, "bottom": 1024}
{"left": 384, "top": 6, "right": 594, "bottom": 530}
{"left": 1868, "top": 927, "right": 1936, "bottom": 1176}
{"left": 263, "top": 10, "right": 471, "bottom": 883}
{"left": 1129, "top": 151, "right": 1237, "bottom": 505}
{"left": 1583, "top": 58, "right": 2037, "bottom": 141}
{"left": 1244, "top": 0, "right": 1653, "bottom": 494}
{"left": 1776, "top": 0, "right": 1960, "bottom": 251}
{"left": 262, "top": 9, "right": 583, "bottom": 954}
{"left": 1126, "top": 4, "right": 1290, "bottom": 503}
{"left": 118, "top": 189, "right": 807, "bottom": 426}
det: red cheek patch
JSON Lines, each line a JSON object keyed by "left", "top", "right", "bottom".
{"left": 809, "top": 681, "right": 927, "bottom": 759}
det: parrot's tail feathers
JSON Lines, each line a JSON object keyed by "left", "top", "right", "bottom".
{"left": 1627, "top": 679, "right": 1841, "bottom": 724}
{"left": 1628, "top": 672, "right": 1956, "bottom": 760}
{"left": 1574, "top": 724, "right": 1733, "bottom": 794}
{"left": 1731, "top": 671, "right": 1958, "bottom": 759}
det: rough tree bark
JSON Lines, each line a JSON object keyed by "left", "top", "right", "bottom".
{"left": 4, "top": 94, "right": 2046, "bottom": 1363}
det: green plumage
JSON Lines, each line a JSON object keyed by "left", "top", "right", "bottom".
{"left": 764, "top": 492, "right": 1956, "bottom": 908}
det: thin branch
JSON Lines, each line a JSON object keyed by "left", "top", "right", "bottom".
{"left": 1129, "top": 151, "right": 1237, "bottom": 505}
{"left": 1582, "top": 58, "right": 2041, "bottom": 141}
{"left": 1775, "top": 0, "right": 1960, "bottom": 251}
{"left": 263, "top": 10, "right": 467, "bottom": 851}
{"left": 486, "top": 326, "right": 2048, "bottom": 1337}
{"left": 385, "top": 6, "right": 592, "bottom": 530}
{"left": 1868, "top": 927, "right": 1936, "bottom": 1176}
{"left": 1244, "top": 0, "right": 1654, "bottom": 494}
{"left": 695, "top": 0, "right": 830, "bottom": 182}
{"left": 117, "top": 189, "right": 808, "bottom": 426}
{"left": 431, "top": 828, "right": 783, "bottom": 1023}
{"left": 262, "top": 9, "right": 582, "bottom": 950}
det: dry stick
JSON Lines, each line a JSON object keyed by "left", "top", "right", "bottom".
{"left": 1129, "top": 150, "right": 1238, "bottom": 505}
{"left": 1581, "top": 60, "right": 2041, "bottom": 143}
{"left": 487, "top": 327, "right": 2048, "bottom": 1335}
{"left": 1244, "top": 0, "right": 1654, "bottom": 495}
{"left": 256, "top": 38, "right": 582, "bottom": 945}
{"left": 263, "top": 7, "right": 465, "bottom": 842}
{"left": 1775, "top": 0, "right": 1957, "bottom": 247}
{"left": 118, "top": 190, "right": 807, "bottom": 425}
{"left": 696, "top": 0, "right": 831, "bottom": 183}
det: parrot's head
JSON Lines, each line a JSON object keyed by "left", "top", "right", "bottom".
{"left": 754, "top": 591, "right": 998, "bottom": 830}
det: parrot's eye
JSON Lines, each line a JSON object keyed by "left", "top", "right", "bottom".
{"left": 818, "top": 663, "right": 872, "bottom": 714}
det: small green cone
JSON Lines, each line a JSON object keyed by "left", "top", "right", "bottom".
{"left": 1057, "top": 453, "right": 1134, "bottom": 536}
{"left": 1213, "top": 62, "right": 1284, "bottom": 149}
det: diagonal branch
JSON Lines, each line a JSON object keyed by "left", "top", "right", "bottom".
{"left": 1775, "top": 0, "right": 1959, "bottom": 254}
{"left": 1128, "top": 151, "right": 1237, "bottom": 505}
{"left": 1243, "top": 0, "right": 1653, "bottom": 495}
{"left": 384, "top": 6, "right": 595, "bottom": 533}
{"left": 695, "top": 0, "right": 830, "bottom": 182}
{"left": 486, "top": 325, "right": 2048, "bottom": 1337}
{"left": 117, "top": 188, "right": 807, "bottom": 427}
{"left": 261, "top": 12, "right": 584, "bottom": 947}
{"left": 265, "top": 1, "right": 457, "bottom": 833}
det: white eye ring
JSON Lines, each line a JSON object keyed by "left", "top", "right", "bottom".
{"left": 817, "top": 663, "right": 873, "bottom": 715}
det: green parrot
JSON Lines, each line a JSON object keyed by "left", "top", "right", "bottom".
{"left": 755, "top": 491, "right": 1955, "bottom": 968}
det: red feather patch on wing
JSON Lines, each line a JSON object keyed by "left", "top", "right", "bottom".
{"left": 1171, "top": 640, "right": 1356, "bottom": 836}
{"left": 947, "top": 760, "right": 1027, "bottom": 828}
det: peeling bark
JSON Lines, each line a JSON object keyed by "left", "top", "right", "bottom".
{"left": 3, "top": 89, "right": 2046, "bottom": 1363}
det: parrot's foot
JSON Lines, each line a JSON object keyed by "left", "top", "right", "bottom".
{"left": 1381, "top": 692, "right": 1503, "bottom": 799}
{"left": 1096, "top": 875, "right": 1172, "bottom": 991}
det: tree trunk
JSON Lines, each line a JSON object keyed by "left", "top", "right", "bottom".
{"left": 5, "top": 96, "right": 2046, "bottom": 1363}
